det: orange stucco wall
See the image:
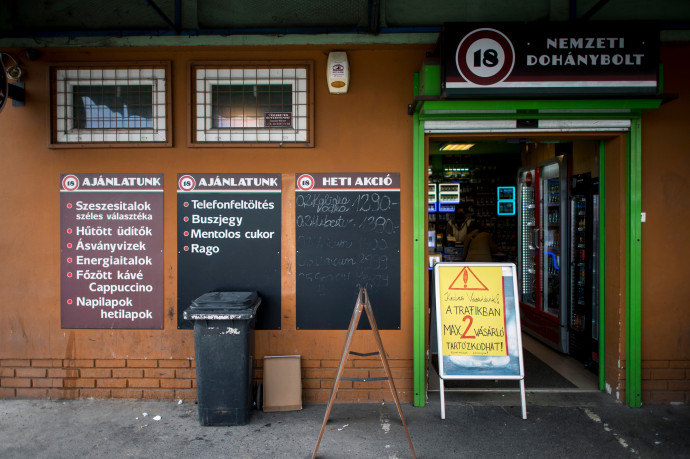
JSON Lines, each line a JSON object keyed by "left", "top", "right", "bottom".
{"left": 2, "top": 42, "right": 690, "bottom": 405}
{"left": 603, "top": 134, "right": 627, "bottom": 401}
{"left": 639, "top": 43, "right": 690, "bottom": 404}
{"left": 0, "top": 44, "right": 431, "bottom": 402}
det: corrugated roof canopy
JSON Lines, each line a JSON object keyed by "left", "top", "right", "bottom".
{"left": 1, "top": 0, "right": 689, "bottom": 45}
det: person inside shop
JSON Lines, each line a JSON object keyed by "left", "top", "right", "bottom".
{"left": 447, "top": 205, "right": 473, "bottom": 246}
{"left": 461, "top": 221, "right": 499, "bottom": 262}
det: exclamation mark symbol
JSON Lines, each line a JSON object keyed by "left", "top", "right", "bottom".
{"left": 463, "top": 270, "right": 469, "bottom": 288}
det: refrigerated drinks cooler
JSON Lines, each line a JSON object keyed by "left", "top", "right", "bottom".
{"left": 568, "top": 173, "right": 600, "bottom": 371}
{"left": 518, "top": 160, "right": 600, "bottom": 371}
{"left": 517, "top": 157, "right": 569, "bottom": 353}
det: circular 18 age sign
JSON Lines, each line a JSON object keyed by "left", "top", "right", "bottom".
{"left": 62, "top": 175, "right": 80, "bottom": 191}
{"left": 456, "top": 28, "right": 515, "bottom": 86}
{"left": 178, "top": 174, "right": 196, "bottom": 192}
{"left": 296, "top": 174, "right": 315, "bottom": 191}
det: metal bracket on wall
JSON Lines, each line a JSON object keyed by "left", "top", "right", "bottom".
{"left": 10, "top": 82, "right": 24, "bottom": 106}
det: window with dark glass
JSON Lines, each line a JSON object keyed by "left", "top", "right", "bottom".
{"left": 72, "top": 85, "right": 154, "bottom": 129}
{"left": 50, "top": 64, "right": 170, "bottom": 146}
{"left": 211, "top": 84, "right": 292, "bottom": 129}
{"left": 191, "top": 62, "right": 313, "bottom": 146}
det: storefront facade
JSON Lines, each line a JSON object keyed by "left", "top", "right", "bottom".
{"left": 1, "top": 15, "right": 689, "bottom": 407}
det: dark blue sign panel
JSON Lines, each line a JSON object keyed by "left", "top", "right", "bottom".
{"left": 177, "top": 174, "right": 281, "bottom": 330}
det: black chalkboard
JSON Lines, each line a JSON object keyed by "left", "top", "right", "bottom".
{"left": 177, "top": 174, "right": 281, "bottom": 330}
{"left": 295, "top": 173, "right": 400, "bottom": 330}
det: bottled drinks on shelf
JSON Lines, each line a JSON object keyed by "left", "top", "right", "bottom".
{"left": 428, "top": 160, "right": 518, "bottom": 260}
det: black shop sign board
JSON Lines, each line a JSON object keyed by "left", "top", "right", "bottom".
{"left": 442, "top": 22, "right": 659, "bottom": 98}
{"left": 60, "top": 173, "right": 164, "bottom": 329}
{"left": 295, "top": 173, "right": 400, "bottom": 330}
{"left": 177, "top": 173, "right": 281, "bottom": 330}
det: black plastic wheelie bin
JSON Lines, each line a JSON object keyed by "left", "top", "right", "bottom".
{"left": 183, "top": 291, "right": 261, "bottom": 426}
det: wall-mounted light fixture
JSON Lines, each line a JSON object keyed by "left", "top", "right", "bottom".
{"left": 0, "top": 52, "right": 27, "bottom": 111}
{"left": 327, "top": 51, "right": 349, "bottom": 94}
{"left": 439, "top": 143, "right": 475, "bottom": 151}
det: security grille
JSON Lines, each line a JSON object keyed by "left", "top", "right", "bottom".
{"left": 50, "top": 63, "right": 170, "bottom": 146}
{"left": 191, "top": 61, "right": 313, "bottom": 147}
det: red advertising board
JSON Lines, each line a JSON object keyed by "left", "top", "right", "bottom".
{"left": 60, "top": 173, "right": 164, "bottom": 329}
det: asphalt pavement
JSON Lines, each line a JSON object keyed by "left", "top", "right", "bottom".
{"left": 1, "top": 390, "right": 689, "bottom": 458}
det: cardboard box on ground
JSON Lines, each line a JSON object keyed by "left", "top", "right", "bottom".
{"left": 263, "top": 355, "right": 303, "bottom": 412}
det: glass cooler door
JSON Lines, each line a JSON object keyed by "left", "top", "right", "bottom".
{"left": 541, "top": 162, "right": 564, "bottom": 321}
{"left": 518, "top": 157, "right": 569, "bottom": 353}
{"left": 517, "top": 168, "right": 537, "bottom": 307}
{"left": 569, "top": 194, "right": 588, "bottom": 334}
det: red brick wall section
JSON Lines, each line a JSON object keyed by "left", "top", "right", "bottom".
{"left": 0, "top": 359, "right": 197, "bottom": 401}
{"left": 1, "top": 358, "right": 414, "bottom": 403}
{"left": 298, "top": 358, "right": 413, "bottom": 404}
{"left": 642, "top": 360, "right": 690, "bottom": 404}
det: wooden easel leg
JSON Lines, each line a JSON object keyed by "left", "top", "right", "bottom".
{"left": 311, "top": 373, "right": 339, "bottom": 459}
{"left": 363, "top": 290, "right": 416, "bottom": 459}
{"left": 313, "top": 289, "right": 416, "bottom": 458}
{"left": 311, "top": 293, "right": 364, "bottom": 459}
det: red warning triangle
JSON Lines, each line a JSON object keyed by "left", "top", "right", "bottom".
{"left": 448, "top": 267, "right": 489, "bottom": 291}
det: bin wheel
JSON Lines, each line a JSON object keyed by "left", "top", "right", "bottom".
{"left": 255, "top": 383, "right": 263, "bottom": 411}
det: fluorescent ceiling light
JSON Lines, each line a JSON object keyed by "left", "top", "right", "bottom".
{"left": 440, "top": 143, "right": 475, "bottom": 151}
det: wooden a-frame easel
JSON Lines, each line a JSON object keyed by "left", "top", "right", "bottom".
{"left": 312, "top": 288, "right": 416, "bottom": 459}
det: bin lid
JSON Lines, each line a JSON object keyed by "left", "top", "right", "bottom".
{"left": 183, "top": 291, "right": 261, "bottom": 320}
{"left": 191, "top": 291, "right": 259, "bottom": 309}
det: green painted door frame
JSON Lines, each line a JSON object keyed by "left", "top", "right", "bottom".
{"left": 411, "top": 71, "right": 659, "bottom": 407}
{"left": 411, "top": 73, "right": 428, "bottom": 406}
{"left": 626, "top": 118, "right": 643, "bottom": 407}
{"left": 598, "top": 141, "right": 608, "bottom": 391}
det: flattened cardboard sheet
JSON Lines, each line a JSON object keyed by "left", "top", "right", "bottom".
{"left": 263, "top": 355, "right": 302, "bottom": 412}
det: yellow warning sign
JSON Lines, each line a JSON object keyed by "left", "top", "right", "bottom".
{"left": 437, "top": 265, "right": 508, "bottom": 356}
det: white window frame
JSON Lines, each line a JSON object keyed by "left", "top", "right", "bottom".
{"left": 52, "top": 66, "right": 169, "bottom": 145}
{"left": 193, "top": 64, "right": 311, "bottom": 145}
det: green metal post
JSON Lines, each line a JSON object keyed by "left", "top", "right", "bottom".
{"left": 599, "top": 141, "right": 607, "bottom": 391}
{"left": 412, "top": 73, "right": 427, "bottom": 407}
{"left": 626, "top": 118, "right": 643, "bottom": 407}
